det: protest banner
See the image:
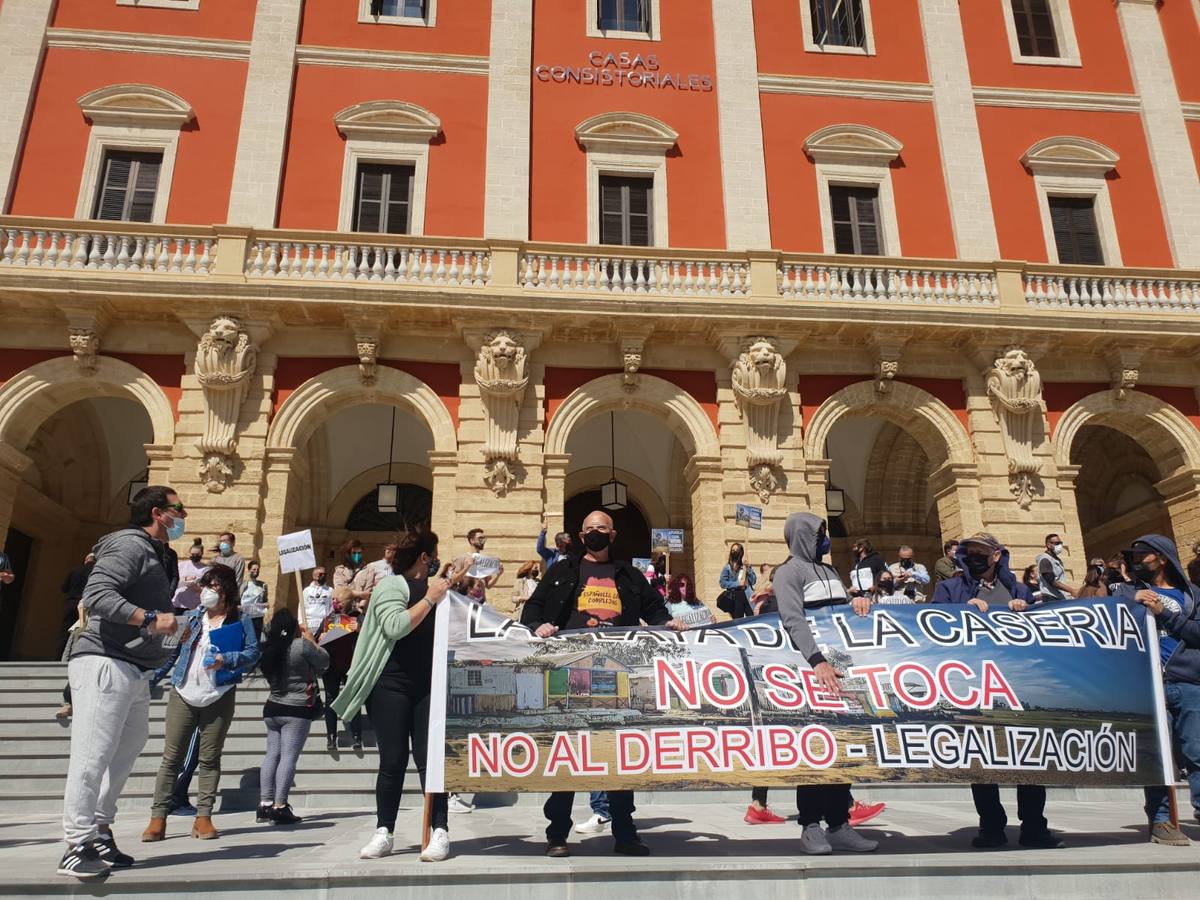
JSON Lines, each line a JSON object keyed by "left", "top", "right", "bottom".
{"left": 427, "top": 594, "right": 1172, "bottom": 793}
{"left": 467, "top": 554, "right": 503, "bottom": 580}
{"left": 735, "top": 504, "right": 762, "bottom": 530}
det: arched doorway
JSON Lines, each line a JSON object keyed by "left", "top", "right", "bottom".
{"left": 262, "top": 365, "right": 457, "bottom": 609}
{"left": 0, "top": 356, "right": 175, "bottom": 660}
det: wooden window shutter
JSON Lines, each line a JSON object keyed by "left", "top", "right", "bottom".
{"left": 830, "top": 185, "right": 881, "bottom": 255}
{"left": 353, "top": 163, "right": 414, "bottom": 235}
{"left": 598, "top": 176, "right": 653, "bottom": 247}
{"left": 93, "top": 150, "right": 162, "bottom": 223}
{"left": 1049, "top": 196, "right": 1103, "bottom": 265}
{"left": 1010, "top": 0, "right": 1059, "bottom": 58}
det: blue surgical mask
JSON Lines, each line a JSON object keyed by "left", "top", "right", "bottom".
{"left": 166, "top": 515, "right": 186, "bottom": 542}
{"left": 219, "top": 541, "right": 232, "bottom": 555}
{"left": 818, "top": 535, "right": 831, "bottom": 558}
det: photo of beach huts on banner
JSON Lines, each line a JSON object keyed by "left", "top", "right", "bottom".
{"left": 431, "top": 595, "right": 1168, "bottom": 793}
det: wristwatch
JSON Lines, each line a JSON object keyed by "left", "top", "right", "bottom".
{"left": 141, "top": 609, "right": 158, "bottom": 636}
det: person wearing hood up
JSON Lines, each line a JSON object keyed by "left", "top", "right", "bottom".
{"left": 932, "top": 533, "right": 1062, "bottom": 849}
{"left": 1111, "top": 535, "right": 1200, "bottom": 846}
{"left": 773, "top": 513, "right": 879, "bottom": 854}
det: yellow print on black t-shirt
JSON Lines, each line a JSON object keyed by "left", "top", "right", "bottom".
{"left": 577, "top": 575, "right": 621, "bottom": 624}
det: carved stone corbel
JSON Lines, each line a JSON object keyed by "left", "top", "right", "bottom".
{"left": 866, "top": 329, "right": 911, "bottom": 395}
{"left": 617, "top": 327, "right": 653, "bottom": 396}
{"left": 62, "top": 306, "right": 110, "bottom": 375}
{"left": 730, "top": 337, "right": 789, "bottom": 503}
{"left": 192, "top": 315, "right": 259, "bottom": 493}
{"left": 985, "top": 345, "right": 1044, "bottom": 510}
{"left": 1106, "top": 345, "right": 1144, "bottom": 403}
{"left": 465, "top": 328, "right": 540, "bottom": 496}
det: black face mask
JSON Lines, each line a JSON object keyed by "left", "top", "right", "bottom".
{"left": 583, "top": 531, "right": 611, "bottom": 553}
{"left": 899, "top": 558, "right": 914, "bottom": 569}
{"left": 427, "top": 557, "right": 441, "bottom": 577}
{"left": 730, "top": 549, "right": 743, "bottom": 564}
{"left": 964, "top": 555, "right": 992, "bottom": 578}
{"left": 1130, "top": 562, "right": 1157, "bottom": 585}
{"left": 878, "top": 580, "right": 894, "bottom": 594}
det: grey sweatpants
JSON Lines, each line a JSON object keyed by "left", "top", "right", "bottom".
{"left": 62, "top": 656, "right": 151, "bottom": 846}
{"left": 260, "top": 715, "right": 312, "bottom": 805}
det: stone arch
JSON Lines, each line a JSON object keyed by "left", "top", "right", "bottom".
{"left": 334, "top": 99, "right": 442, "bottom": 141}
{"left": 266, "top": 365, "right": 456, "bottom": 454}
{"left": 77, "top": 83, "right": 194, "bottom": 127}
{"left": 0, "top": 355, "right": 175, "bottom": 452}
{"left": 1051, "top": 389, "right": 1200, "bottom": 475}
{"left": 544, "top": 373, "right": 719, "bottom": 458}
{"left": 803, "top": 380, "right": 974, "bottom": 468}
{"left": 575, "top": 111, "right": 679, "bottom": 153}
{"left": 803, "top": 123, "right": 903, "bottom": 164}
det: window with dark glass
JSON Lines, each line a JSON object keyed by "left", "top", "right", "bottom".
{"left": 352, "top": 163, "right": 414, "bottom": 234}
{"left": 598, "top": 0, "right": 651, "bottom": 34}
{"left": 810, "top": 0, "right": 866, "bottom": 49}
{"left": 370, "top": 0, "right": 426, "bottom": 17}
{"left": 599, "top": 175, "right": 653, "bottom": 246}
{"left": 92, "top": 150, "right": 162, "bottom": 222}
{"left": 1049, "top": 196, "right": 1103, "bottom": 265}
{"left": 1010, "top": 0, "right": 1059, "bottom": 58}
{"left": 830, "top": 185, "right": 881, "bottom": 255}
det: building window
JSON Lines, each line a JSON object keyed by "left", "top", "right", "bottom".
{"left": 1001, "top": 0, "right": 1079, "bottom": 67}
{"left": 359, "top": 0, "right": 436, "bottom": 26}
{"left": 587, "top": 0, "right": 661, "bottom": 40}
{"left": 804, "top": 124, "right": 902, "bottom": 256}
{"left": 92, "top": 151, "right": 162, "bottom": 223}
{"left": 1022, "top": 136, "right": 1121, "bottom": 266}
{"left": 829, "top": 185, "right": 881, "bottom": 255}
{"left": 810, "top": 0, "right": 866, "bottom": 49}
{"left": 599, "top": 176, "right": 653, "bottom": 247}
{"left": 1048, "top": 197, "right": 1103, "bottom": 265}
{"left": 799, "top": 0, "right": 875, "bottom": 55}
{"left": 1010, "top": 0, "right": 1058, "bottom": 57}
{"left": 116, "top": 0, "right": 201, "bottom": 9}
{"left": 467, "top": 669, "right": 483, "bottom": 687}
{"left": 352, "top": 163, "right": 414, "bottom": 235}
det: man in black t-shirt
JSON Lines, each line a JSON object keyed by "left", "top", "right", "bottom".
{"left": 521, "top": 510, "right": 686, "bottom": 858}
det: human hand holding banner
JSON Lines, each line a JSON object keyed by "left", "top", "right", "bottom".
{"left": 427, "top": 595, "right": 1171, "bottom": 793}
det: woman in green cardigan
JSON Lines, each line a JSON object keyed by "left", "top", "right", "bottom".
{"left": 332, "top": 530, "right": 458, "bottom": 863}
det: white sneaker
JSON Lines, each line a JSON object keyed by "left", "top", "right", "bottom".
{"left": 447, "top": 794, "right": 475, "bottom": 814}
{"left": 799, "top": 823, "right": 832, "bottom": 855}
{"left": 359, "top": 827, "right": 394, "bottom": 859}
{"left": 574, "top": 813, "right": 611, "bottom": 835}
{"left": 420, "top": 827, "right": 450, "bottom": 862}
{"left": 826, "top": 824, "right": 878, "bottom": 852}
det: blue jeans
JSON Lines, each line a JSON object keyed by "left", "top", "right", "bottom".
{"left": 589, "top": 791, "right": 609, "bottom": 818}
{"left": 1145, "top": 681, "right": 1200, "bottom": 823}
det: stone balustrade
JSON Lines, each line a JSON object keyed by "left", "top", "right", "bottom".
{"left": 3, "top": 216, "right": 1200, "bottom": 320}
{"left": 0, "top": 222, "right": 214, "bottom": 274}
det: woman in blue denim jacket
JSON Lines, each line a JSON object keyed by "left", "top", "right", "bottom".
{"left": 718, "top": 543, "right": 757, "bottom": 619}
{"left": 142, "top": 564, "right": 260, "bottom": 842}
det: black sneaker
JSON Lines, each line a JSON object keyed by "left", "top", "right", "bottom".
{"left": 352, "top": 738, "right": 363, "bottom": 752}
{"left": 1019, "top": 831, "right": 1064, "bottom": 849}
{"left": 971, "top": 831, "right": 1008, "bottom": 849}
{"left": 256, "top": 804, "right": 273, "bottom": 823}
{"left": 57, "top": 844, "right": 109, "bottom": 880}
{"left": 92, "top": 833, "right": 134, "bottom": 868}
{"left": 326, "top": 734, "right": 337, "bottom": 752}
{"left": 270, "top": 805, "right": 303, "bottom": 826}
{"left": 613, "top": 838, "right": 650, "bottom": 856}
{"left": 545, "top": 842, "right": 570, "bottom": 858}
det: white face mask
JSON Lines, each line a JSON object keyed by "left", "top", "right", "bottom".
{"left": 200, "top": 588, "right": 221, "bottom": 610}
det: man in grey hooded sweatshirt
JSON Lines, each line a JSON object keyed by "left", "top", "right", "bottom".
{"left": 773, "top": 512, "right": 878, "bottom": 855}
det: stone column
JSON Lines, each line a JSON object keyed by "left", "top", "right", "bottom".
{"left": 685, "top": 455, "right": 726, "bottom": 612}
{"left": 0, "top": 443, "right": 32, "bottom": 547}
{"left": 1157, "top": 467, "right": 1200, "bottom": 553}
{"left": 428, "top": 449, "right": 460, "bottom": 545}
{"left": 917, "top": 0, "right": 1001, "bottom": 260}
{"left": 710, "top": 0, "right": 772, "bottom": 249}
{"left": 483, "top": 0, "right": 533, "bottom": 239}
{"left": 541, "top": 453, "right": 571, "bottom": 538}
{"left": 256, "top": 447, "right": 300, "bottom": 615}
{"left": 0, "top": 0, "right": 54, "bottom": 212}
{"left": 928, "top": 461, "right": 984, "bottom": 542}
{"left": 1114, "top": 0, "right": 1200, "bottom": 266}
{"left": 804, "top": 459, "right": 833, "bottom": 524}
{"left": 1053, "top": 464, "right": 1087, "bottom": 559}
{"left": 225, "top": 0, "right": 303, "bottom": 226}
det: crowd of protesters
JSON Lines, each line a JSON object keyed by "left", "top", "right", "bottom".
{"left": 39, "top": 483, "right": 1200, "bottom": 878}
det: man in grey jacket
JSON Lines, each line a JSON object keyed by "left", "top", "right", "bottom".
{"left": 58, "top": 486, "right": 182, "bottom": 880}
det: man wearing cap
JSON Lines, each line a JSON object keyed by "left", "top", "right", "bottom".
{"left": 1110, "top": 535, "right": 1200, "bottom": 846}
{"left": 933, "top": 533, "right": 1062, "bottom": 849}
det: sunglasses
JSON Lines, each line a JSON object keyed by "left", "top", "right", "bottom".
{"left": 162, "top": 503, "right": 186, "bottom": 513}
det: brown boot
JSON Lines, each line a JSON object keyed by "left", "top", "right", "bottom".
{"left": 141, "top": 817, "right": 167, "bottom": 842}
{"left": 191, "top": 816, "right": 219, "bottom": 840}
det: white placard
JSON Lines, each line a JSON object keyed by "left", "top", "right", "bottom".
{"left": 277, "top": 529, "right": 316, "bottom": 574}
{"left": 466, "top": 554, "right": 502, "bottom": 579}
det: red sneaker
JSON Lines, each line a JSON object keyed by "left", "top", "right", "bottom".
{"left": 848, "top": 800, "right": 885, "bottom": 827}
{"left": 743, "top": 804, "right": 786, "bottom": 825}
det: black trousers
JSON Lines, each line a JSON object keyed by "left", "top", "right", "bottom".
{"left": 544, "top": 790, "right": 637, "bottom": 843}
{"left": 796, "top": 783, "right": 852, "bottom": 829}
{"left": 324, "top": 668, "right": 362, "bottom": 741}
{"left": 971, "top": 783, "right": 1047, "bottom": 837}
{"left": 365, "top": 680, "right": 447, "bottom": 832}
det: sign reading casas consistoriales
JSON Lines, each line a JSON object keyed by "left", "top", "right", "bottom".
{"left": 427, "top": 595, "right": 1172, "bottom": 792}
{"left": 534, "top": 51, "right": 713, "bottom": 91}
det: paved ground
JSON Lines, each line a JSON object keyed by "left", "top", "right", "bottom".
{"left": 4, "top": 796, "right": 1199, "bottom": 898}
